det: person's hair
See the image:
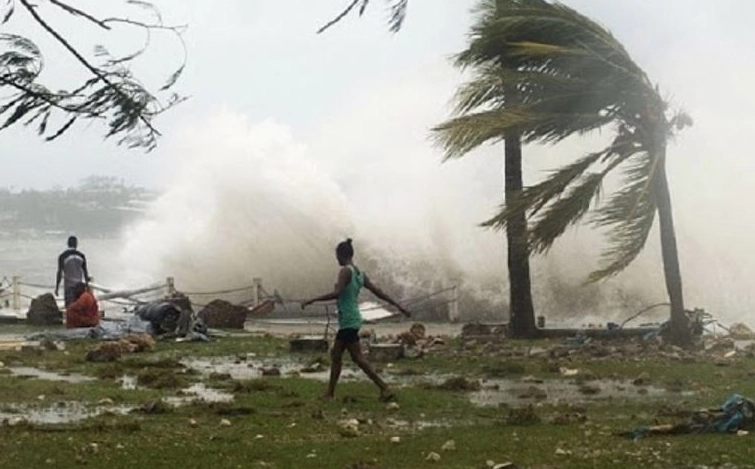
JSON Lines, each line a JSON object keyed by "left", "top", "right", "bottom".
{"left": 67, "top": 235, "right": 77, "bottom": 248}
{"left": 336, "top": 238, "right": 354, "bottom": 259}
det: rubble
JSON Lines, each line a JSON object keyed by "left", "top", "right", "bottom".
{"left": 197, "top": 300, "right": 248, "bottom": 329}
{"left": 26, "top": 293, "right": 62, "bottom": 326}
{"left": 85, "top": 333, "right": 155, "bottom": 362}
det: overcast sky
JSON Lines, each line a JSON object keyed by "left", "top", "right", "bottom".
{"left": 1, "top": 0, "right": 753, "bottom": 190}
{"left": 2, "top": 1, "right": 755, "bottom": 320}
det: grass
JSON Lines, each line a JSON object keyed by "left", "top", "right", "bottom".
{"left": 0, "top": 332, "right": 754, "bottom": 468}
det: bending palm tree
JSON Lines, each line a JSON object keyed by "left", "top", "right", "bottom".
{"left": 433, "top": 0, "right": 693, "bottom": 346}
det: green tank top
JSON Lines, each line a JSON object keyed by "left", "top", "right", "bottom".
{"left": 337, "top": 265, "right": 364, "bottom": 330}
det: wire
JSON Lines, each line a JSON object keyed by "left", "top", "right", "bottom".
{"left": 18, "top": 282, "right": 56, "bottom": 290}
{"left": 182, "top": 285, "right": 255, "bottom": 296}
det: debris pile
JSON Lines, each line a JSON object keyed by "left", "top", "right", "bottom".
{"left": 198, "top": 300, "right": 248, "bottom": 329}
{"left": 26, "top": 293, "right": 62, "bottom": 326}
{"left": 85, "top": 333, "right": 155, "bottom": 362}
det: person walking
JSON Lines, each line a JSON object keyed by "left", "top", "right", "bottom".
{"left": 302, "top": 238, "right": 410, "bottom": 401}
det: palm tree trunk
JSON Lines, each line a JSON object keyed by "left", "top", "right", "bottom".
{"left": 505, "top": 133, "right": 537, "bottom": 338}
{"left": 653, "top": 145, "right": 691, "bottom": 347}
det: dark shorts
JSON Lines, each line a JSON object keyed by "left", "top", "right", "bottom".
{"left": 335, "top": 328, "right": 360, "bottom": 344}
{"left": 64, "top": 286, "right": 78, "bottom": 307}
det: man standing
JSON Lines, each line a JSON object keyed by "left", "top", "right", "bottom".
{"left": 55, "top": 236, "right": 90, "bottom": 307}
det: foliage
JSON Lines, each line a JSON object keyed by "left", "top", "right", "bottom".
{"left": 432, "top": 0, "right": 691, "bottom": 281}
{"left": 317, "top": 0, "right": 408, "bottom": 33}
{"left": 0, "top": 0, "right": 186, "bottom": 150}
{"left": 0, "top": 177, "right": 157, "bottom": 236}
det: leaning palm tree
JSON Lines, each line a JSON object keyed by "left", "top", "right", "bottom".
{"left": 433, "top": 0, "right": 694, "bottom": 346}
{"left": 437, "top": 0, "right": 547, "bottom": 338}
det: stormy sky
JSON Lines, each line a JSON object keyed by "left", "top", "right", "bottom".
{"left": 1, "top": 1, "right": 754, "bottom": 321}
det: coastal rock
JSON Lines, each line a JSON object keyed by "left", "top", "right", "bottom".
{"left": 197, "top": 300, "right": 248, "bottom": 329}
{"left": 26, "top": 293, "right": 62, "bottom": 326}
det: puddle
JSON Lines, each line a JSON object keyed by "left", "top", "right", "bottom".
{"left": 182, "top": 357, "right": 345, "bottom": 382}
{"left": 469, "top": 378, "right": 691, "bottom": 407}
{"left": 164, "top": 383, "right": 234, "bottom": 405}
{"left": 0, "top": 401, "right": 133, "bottom": 425}
{"left": 8, "top": 367, "right": 95, "bottom": 383}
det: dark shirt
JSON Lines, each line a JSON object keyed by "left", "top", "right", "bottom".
{"left": 58, "top": 248, "right": 88, "bottom": 290}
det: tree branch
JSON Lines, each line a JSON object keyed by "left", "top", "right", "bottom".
{"left": 47, "top": 0, "right": 111, "bottom": 30}
{"left": 317, "top": 0, "right": 361, "bottom": 34}
{"left": 17, "top": 0, "right": 159, "bottom": 136}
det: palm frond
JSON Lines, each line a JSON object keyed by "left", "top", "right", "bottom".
{"left": 527, "top": 171, "right": 604, "bottom": 253}
{"left": 588, "top": 152, "right": 657, "bottom": 281}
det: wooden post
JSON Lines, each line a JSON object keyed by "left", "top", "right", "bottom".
{"left": 448, "top": 285, "right": 459, "bottom": 323}
{"left": 11, "top": 276, "right": 20, "bottom": 311}
{"left": 166, "top": 277, "right": 176, "bottom": 296}
{"left": 252, "top": 278, "right": 262, "bottom": 306}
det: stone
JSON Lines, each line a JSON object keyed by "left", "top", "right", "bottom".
{"left": 386, "top": 402, "right": 400, "bottom": 412}
{"left": 85, "top": 340, "right": 136, "bottom": 362}
{"left": 197, "top": 299, "right": 249, "bottom": 329}
{"left": 261, "top": 367, "right": 281, "bottom": 377}
{"left": 633, "top": 372, "right": 651, "bottom": 386}
{"left": 338, "top": 420, "right": 360, "bottom": 438}
{"left": 290, "top": 336, "right": 329, "bottom": 353}
{"left": 425, "top": 452, "right": 441, "bottom": 462}
{"left": 729, "top": 323, "right": 754, "bottom": 339}
{"left": 219, "top": 419, "right": 232, "bottom": 427}
{"left": 441, "top": 440, "right": 456, "bottom": 451}
{"left": 123, "top": 333, "right": 155, "bottom": 352}
{"left": 390, "top": 436, "right": 401, "bottom": 444}
{"left": 26, "top": 293, "right": 62, "bottom": 326}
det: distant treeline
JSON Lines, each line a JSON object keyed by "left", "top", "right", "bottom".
{"left": 0, "top": 176, "right": 157, "bottom": 237}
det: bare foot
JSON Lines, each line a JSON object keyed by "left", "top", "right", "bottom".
{"left": 379, "top": 389, "right": 397, "bottom": 402}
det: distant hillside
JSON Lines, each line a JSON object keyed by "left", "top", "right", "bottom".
{"left": 0, "top": 176, "right": 157, "bottom": 237}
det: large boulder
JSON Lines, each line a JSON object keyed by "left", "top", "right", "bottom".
{"left": 26, "top": 293, "right": 62, "bottom": 325}
{"left": 198, "top": 300, "right": 248, "bottom": 329}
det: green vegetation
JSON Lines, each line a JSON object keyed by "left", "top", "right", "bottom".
{"left": 0, "top": 176, "right": 156, "bottom": 237}
{"left": 0, "top": 334, "right": 753, "bottom": 468}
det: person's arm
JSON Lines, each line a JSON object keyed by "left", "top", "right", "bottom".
{"left": 301, "top": 267, "right": 352, "bottom": 308}
{"left": 364, "top": 275, "right": 410, "bottom": 317}
{"left": 55, "top": 252, "right": 64, "bottom": 296}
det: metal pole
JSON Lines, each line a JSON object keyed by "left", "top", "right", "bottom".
{"left": 252, "top": 277, "right": 262, "bottom": 306}
{"left": 166, "top": 277, "right": 176, "bottom": 296}
{"left": 448, "top": 285, "right": 459, "bottom": 322}
{"left": 11, "top": 276, "right": 20, "bottom": 311}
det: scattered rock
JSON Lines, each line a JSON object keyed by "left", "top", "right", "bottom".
{"left": 633, "top": 372, "right": 651, "bottom": 386}
{"left": 219, "top": 419, "right": 232, "bottom": 427}
{"left": 390, "top": 436, "right": 401, "bottom": 444}
{"left": 197, "top": 300, "right": 248, "bottom": 329}
{"left": 338, "top": 419, "right": 360, "bottom": 438}
{"left": 425, "top": 452, "right": 441, "bottom": 462}
{"left": 189, "top": 418, "right": 198, "bottom": 427}
{"left": 85, "top": 340, "right": 136, "bottom": 362}
{"left": 729, "top": 323, "right": 754, "bottom": 339}
{"left": 26, "top": 293, "right": 62, "bottom": 326}
{"left": 123, "top": 333, "right": 155, "bottom": 352}
{"left": 261, "top": 367, "right": 281, "bottom": 377}
{"left": 385, "top": 402, "right": 400, "bottom": 412}
{"left": 441, "top": 440, "right": 456, "bottom": 451}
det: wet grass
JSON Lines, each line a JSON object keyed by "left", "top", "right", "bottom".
{"left": 0, "top": 334, "right": 754, "bottom": 467}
